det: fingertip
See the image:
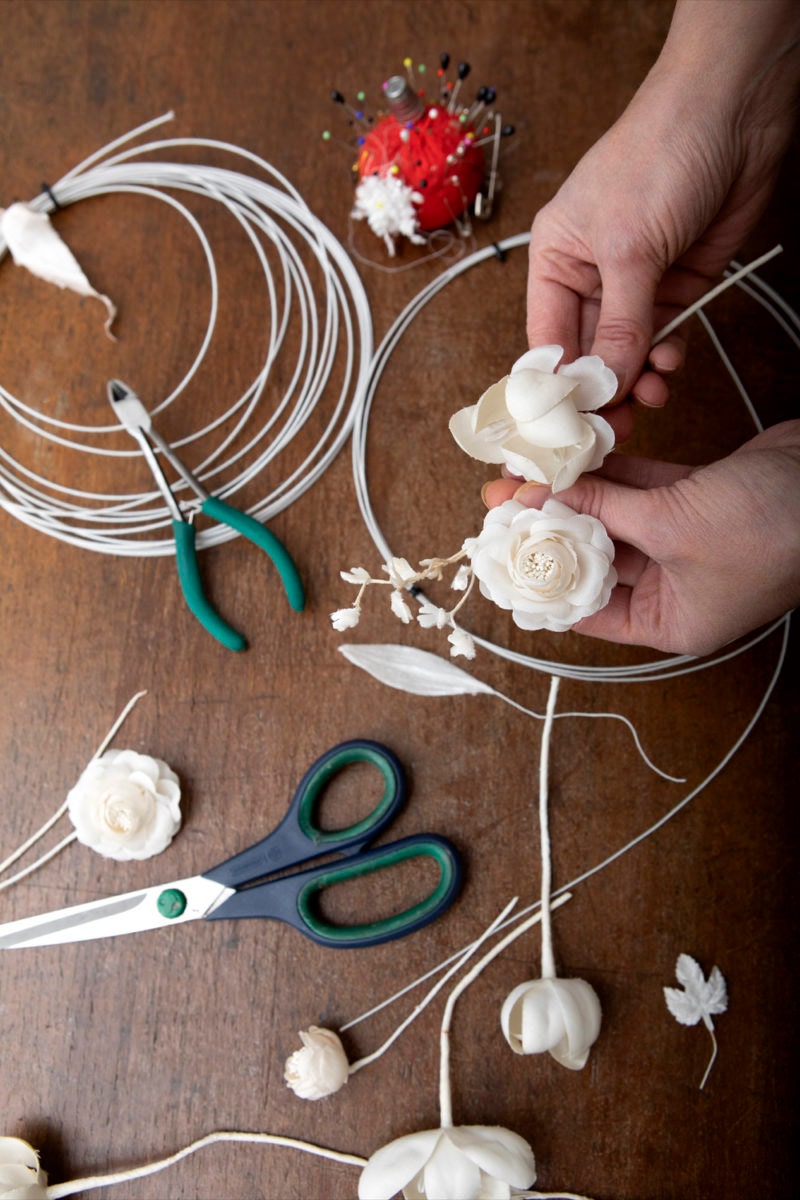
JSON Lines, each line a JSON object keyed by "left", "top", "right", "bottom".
{"left": 648, "top": 340, "right": 684, "bottom": 374}
{"left": 631, "top": 370, "right": 669, "bottom": 409}
{"left": 512, "top": 480, "right": 550, "bottom": 509}
{"left": 482, "top": 477, "right": 521, "bottom": 508}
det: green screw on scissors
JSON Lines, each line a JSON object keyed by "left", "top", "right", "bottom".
{"left": 108, "top": 379, "right": 304, "bottom": 650}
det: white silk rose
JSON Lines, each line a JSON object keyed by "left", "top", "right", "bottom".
{"left": 501, "top": 978, "right": 602, "bottom": 1071}
{"left": 449, "top": 345, "right": 616, "bottom": 492}
{"left": 358, "top": 1125, "right": 536, "bottom": 1200}
{"left": 466, "top": 498, "right": 616, "bottom": 633}
{"left": 284, "top": 1026, "right": 350, "bottom": 1100}
{"left": 0, "top": 1138, "right": 48, "bottom": 1199}
{"left": 67, "top": 748, "right": 181, "bottom": 861}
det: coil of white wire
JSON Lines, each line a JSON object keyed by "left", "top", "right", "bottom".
{"left": 0, "top": 112, "right": 374, "bottom": 556}
{"left": 351, "top": 233, "right": 798, "bottom": 683}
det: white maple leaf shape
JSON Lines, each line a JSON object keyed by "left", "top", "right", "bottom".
{"left": 664, "top": 953, "right": 728, "bottom": 1089}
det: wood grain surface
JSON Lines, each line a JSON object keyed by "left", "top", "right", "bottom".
{"left": 1, "top": 2, "right": 797, "bottom": 1198}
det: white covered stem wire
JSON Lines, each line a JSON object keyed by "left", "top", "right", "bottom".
{"left": 0, "top": 113, "right": 373, "bottom": 554}
{"left": 351, "top": 234, "right": 796, "bottom": 683}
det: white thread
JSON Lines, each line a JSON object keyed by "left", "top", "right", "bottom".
{"left": 0, "top": 114, "right": 373, "bottom": 554}
{"left": 44, "top": 1130, "right": 367, "bottom": 1198}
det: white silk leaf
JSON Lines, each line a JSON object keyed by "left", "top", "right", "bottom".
{"left": 664, "top": 953, "right": 728, "bottom": 1028}
{"left": 338, "top": 644, "right": 495, "bottom": 698}
{"left": 0, "top": 202, "right": 117, "bottom": 335}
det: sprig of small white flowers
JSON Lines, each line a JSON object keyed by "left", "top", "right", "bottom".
{"left": 332, "top": 550, "right": 478, "bottom": 659}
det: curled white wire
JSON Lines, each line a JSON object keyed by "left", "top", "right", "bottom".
{"left": 0, "top": 112, "right": 374, "bottom": 555}
{"left": 351, "top": 234, "right": 796, "bottom": 683}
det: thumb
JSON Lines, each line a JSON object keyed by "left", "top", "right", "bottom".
{"left": 591, "top": 258, "right": 659, "bottom": 400}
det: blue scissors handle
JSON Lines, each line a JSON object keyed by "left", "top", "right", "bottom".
{"left": 205, "top": 833, "right": 461, "bottom": 949}
{"left": 203, "top": 740, "right": 406, "bottom": 890}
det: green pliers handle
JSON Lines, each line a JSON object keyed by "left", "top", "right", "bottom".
{"left": 172, "top": 498, "right": 304, "bottom": 651}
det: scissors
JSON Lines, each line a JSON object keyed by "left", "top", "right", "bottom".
{"left": 0, "top": 740, "right": 461, "bottom": 952}
{"left": 108, "top": 379, "right": 304, "bottom": 651}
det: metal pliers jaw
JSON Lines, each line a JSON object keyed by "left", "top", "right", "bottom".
{"left": 108, "top": 380, "right": 304, "bottom": 650}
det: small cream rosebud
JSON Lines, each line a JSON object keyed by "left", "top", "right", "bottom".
{"left": 501, "top": 977, "right": 602, "bottom": 1070}
{"left": 0, "top": 1137, "right": 48, "bottom": 1199}
{"left": 284, "top": 1026, "right": 350, "bottom": 1101}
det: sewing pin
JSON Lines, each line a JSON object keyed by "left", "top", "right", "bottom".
{"left": 447, "top": 61, "right": 471, "bottom": 113}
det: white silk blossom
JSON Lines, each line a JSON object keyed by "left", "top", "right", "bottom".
{"left": 67, "top": 749, "right": 181, "bottom": 861}
{"left": 0, "top": 1137, "right": 48, "bottom": 1200}
{"left": 466, "top": 498, "right": 616, "bottom": 632}
{"left": 501, "top": 978, "right": 602, "bottom": 1071}
{"left": 358, "top": 1125, "right": 536, "bottom": 1200}
{"left": 449, "top": 345, "right": 616, "bottom": 492}
{"left": 284, "top": 1026, "right": 350, "bottom": 1100}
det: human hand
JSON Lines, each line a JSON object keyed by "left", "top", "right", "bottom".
{"left": 482, "top": 421, "right": 800, "bottom": 657}
{"left": 527, "top": 0, "right": 800, "bottom": 412}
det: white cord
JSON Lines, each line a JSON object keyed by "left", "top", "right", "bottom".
{"left": 0, "top": 113, "right": 374, "bottom": 555}
{"left": 351, "top": 234, "right": 797, "bottom": 683}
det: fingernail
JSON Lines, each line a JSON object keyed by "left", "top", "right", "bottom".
{"left": 513, "top": 480, "right": 549, "bottom": 505}
{"left": 480, "top": 482, "right": 492, "bottom": 508}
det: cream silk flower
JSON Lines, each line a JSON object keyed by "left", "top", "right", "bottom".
{"left": 466, "top": 498, "right": 616, "bottom": 632}
{"left": 284, "top": 1027, "right": 350, "bottom": 1100}
{"left": 0, "top": 1138, "right": 48, "bottom": 1200}
{"left": 449, "top": 345, "right": 616, "bottom": 492}
{"left": 67, "top": 748, "right": 181, "bottom": 861}
{"left": 358, "top": 1125, "right": 536, "bottom": 1200}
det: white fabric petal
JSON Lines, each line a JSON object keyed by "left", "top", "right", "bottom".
{"left": 514, "top": 401, "right": 586, "bottom": 449}
{"left": 510, "top": 345, "right": 564, "bottom": 374}
{"left": 422, "top": 1134, "right": 482, "bottom": 1199}
{"left": 449, "top": 405, "right": 509, "bottom": 465}
{"left": 450, "top": 1126, "right": 537, "bottom": 1189}
{"left": 505, "top": 369, "right": 578, "bottom": 424}
{"left": 558, "top": 354, "right": 618, "bottom": 411}
{"left": 358, "top": 1130, "right": 442, "bottom": 1200}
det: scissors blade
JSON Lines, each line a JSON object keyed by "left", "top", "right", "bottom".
{"left": 0, "top": 875, "right": 230, "bottom": 949}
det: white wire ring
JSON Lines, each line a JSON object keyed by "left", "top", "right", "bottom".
{"left": 351, "top": 233, "right": 796, "bottom": 683}
{"left": 0, "top": 114, "right": 374, "bottom": 556}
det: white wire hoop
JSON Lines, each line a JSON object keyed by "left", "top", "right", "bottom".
{"left": 351, "top": 233, "right": 797, "bottom": 683}
{"left": 0, "top": 113, "right": 374, "bottom": 556}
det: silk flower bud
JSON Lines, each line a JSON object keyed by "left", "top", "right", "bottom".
{"left": 501, "top": 978, "right": 602, "bottom": 1070}
{"left": 284, "top": 1026, "right": 350, "bottom": 1100}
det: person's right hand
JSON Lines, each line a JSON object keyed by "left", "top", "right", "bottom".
{"left": 482, "top": 421, "right": 800, "bottom": 657}
{"left": 526, "top": 0, "right": 800, "bottom": 413}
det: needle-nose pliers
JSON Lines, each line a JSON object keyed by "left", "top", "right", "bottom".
{"left": 108, "top": 379, "right": 304, "bottom": 651}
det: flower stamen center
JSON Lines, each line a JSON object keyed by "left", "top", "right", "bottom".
{"left": 521, "top": 550, "right": 558, "bottom": 583}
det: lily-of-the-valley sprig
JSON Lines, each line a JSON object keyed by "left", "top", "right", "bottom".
{"left": 332, "top": 500, "right": 617, "bottom": 659}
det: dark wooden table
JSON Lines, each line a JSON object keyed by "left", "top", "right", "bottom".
{"left": 1, "top": 3, "right": 797, "bottom": 1197}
